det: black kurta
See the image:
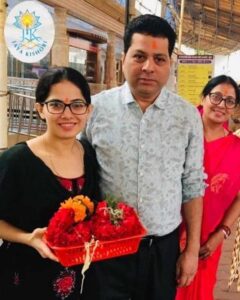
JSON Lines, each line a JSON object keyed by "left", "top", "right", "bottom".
{"left": 0, "top": 139, "right": 102, "bottom": 300}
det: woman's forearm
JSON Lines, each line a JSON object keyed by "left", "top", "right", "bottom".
{"left": 221, "top": 192, "right": 240, "bottom": 229}
{"left": 0, "top": 219, "right": 31, "bottom": 246}
{"left": 0, "top": 220, "right": 58, "bottom": 261}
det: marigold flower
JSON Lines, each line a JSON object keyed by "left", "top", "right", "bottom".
{"left": 60, "top": 196, "right": 94, "bottom": 222}
{"left": 73, "top": 195, "right": 94, "bottom": 214}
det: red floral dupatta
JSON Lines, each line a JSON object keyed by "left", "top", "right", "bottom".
{"left": 201, "top": 133, "right": 240, "bottom": 244}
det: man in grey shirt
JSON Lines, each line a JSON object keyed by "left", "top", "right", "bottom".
{"left": 85, "top": 14, "right": 205, "bottom": 300}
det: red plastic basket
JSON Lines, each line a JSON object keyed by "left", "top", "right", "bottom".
{"left": 46, "top": 226, "right": 147, "bottom": 267}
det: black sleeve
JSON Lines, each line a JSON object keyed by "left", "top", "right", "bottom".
{"left": 0, "top": 145, "right": 24, "bottom": 223}
{"left": 80, "top": 137, "right": 103, "bottom": 202}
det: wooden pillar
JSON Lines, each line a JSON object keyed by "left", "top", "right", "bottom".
{"left": 178, "top": 0, "right": 185, "bottom": 53}
{"left": 105, "top": 31, "right": 117, "bottom": 89}
{"left": 0, "top": 0, "right": 8, "bottom": 149}
{"left": 129, "top": 0, "right": 136, "bottom": 21}
{"left": 161, "top": 0, "right": 167, "bottom": 18}
{"left": 126, "top": 0, "right": 136, "bottom": 25}
{"left": 51, "top": 7, "right": 69, "bottom": 67}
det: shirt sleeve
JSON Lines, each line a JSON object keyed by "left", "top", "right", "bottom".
{"left": 81, "top": 94, "right": 99, "bottom": 143}
{"left": 80, "top": 137, "right": 103, "bottom": 202}
{"left": 182, "top": 107, "right": 206, "bottom": 203}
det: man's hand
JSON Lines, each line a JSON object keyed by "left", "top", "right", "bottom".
{"left": 176, "top": 249, "right": 198, "bottom": 287}
{"left": 178, "top": 196, "right": 202, "bottom": 286}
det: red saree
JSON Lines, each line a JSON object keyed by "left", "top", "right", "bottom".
{"left": 176, "top": 133, "right": 240, "bottom": 300}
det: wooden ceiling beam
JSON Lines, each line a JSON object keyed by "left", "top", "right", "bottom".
{"left": 181, "top": 28, "right": 238, "bottom": 50}
{"left": 178, "top": 0, "right": 240, "bottom": 54}
{"left": 181, "top": 17, "right": 240, "bottom": 42}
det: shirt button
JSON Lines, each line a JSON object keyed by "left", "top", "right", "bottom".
{"left": 139, "top": 197, "right": 143, "bottom": 203}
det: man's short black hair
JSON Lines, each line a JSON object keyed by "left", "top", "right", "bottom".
{"left": 124, "top": 14, "right": 177, "bottom": 56}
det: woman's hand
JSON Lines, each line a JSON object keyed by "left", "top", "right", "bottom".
{"left": 199, "top": 230, "right": 224, "bottom": 260}
{"left": 27, "top": 227, "right": 59, "bottom": 262}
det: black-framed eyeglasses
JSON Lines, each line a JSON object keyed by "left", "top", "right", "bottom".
{"left": 43, "top": 99, "right": 89, "bottom": 115}
{"left": 208, "top": 92, "right": 237, "bottom": 109}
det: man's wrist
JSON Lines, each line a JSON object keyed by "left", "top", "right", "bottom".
{"left": 184, "top": 241, "right": 200, "bottom": 255}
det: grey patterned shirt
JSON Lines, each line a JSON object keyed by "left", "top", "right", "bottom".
{"left": 86, "top": 82, "right": 205, "bottom": 236}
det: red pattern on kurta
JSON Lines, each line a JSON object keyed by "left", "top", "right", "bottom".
{"left": 57, "top": 176, "right": 85, "bottom": 193}
{"left": 176, "top": 133, "right": 240, "bottom": 300}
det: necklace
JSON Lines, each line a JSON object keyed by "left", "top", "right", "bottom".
{"left": 43, "top": 136, "right": 83, "bottom": 177}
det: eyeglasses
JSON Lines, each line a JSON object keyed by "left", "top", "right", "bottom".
{"left": 43, "top": 99, "right": 89, "bottom": 115}
{"left": 208, "top": 92, "right": 237, "bottom": 109}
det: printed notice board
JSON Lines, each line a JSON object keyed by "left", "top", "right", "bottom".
{"left": 177, "top": 55, "right": 214, "bottom": 106}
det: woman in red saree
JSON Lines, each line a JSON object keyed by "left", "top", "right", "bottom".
{"left": 176, "top": 75, "right": 240, "bottom": 300}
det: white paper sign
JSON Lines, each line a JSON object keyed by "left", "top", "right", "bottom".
{"left": 4, "top": 1, "right": 55, "bottom": 63}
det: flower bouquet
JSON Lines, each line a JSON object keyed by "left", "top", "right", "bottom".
{"left": 45, "top": 195, "right": 147, "bottom": 267}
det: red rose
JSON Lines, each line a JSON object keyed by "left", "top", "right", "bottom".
{"left": 46, "top": 198, "right": 144, "bottom": 249}
{"left": 91, "top": 201, "right": 143, "bottom": 241}
{"left": 46, "top": 208, "right": 75, "bottom": 244}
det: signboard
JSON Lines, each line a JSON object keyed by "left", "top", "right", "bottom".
{"left": 177, "top": 55, "right": 214, "bottom": 106}
{"left": 4, "top": 1, "right": 55, "bottom": 63}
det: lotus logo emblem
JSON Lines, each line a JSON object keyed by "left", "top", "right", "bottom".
{"left": 4, "top": 1, "right": 55, "bottom": 63}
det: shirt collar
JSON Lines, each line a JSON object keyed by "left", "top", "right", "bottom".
{"left": 121, "top": 81, "right": 169, "bottom": 110}
{"left": 122, "top": 82, "right": 136, "bottom": 104}
{"left": 153, "top": 87, "right": 169, "bottom": 110}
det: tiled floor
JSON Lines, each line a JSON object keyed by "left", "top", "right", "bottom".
{"left": 214, "top": 223, "right": 240, "bottom": 300}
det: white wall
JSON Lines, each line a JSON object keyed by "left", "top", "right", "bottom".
{"left": 214, "top": 50, "right": 240, "bottom": 83}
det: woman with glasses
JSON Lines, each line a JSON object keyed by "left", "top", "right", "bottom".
{"left": 0, "top": 67, "right": 102, "bottom": 299}
{"left": 176, "top": 75, "right": 240, "bottom": 300}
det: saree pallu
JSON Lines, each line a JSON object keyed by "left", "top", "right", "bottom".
{"left": 176, "top": 134, "right": 240, "bottom": 300}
